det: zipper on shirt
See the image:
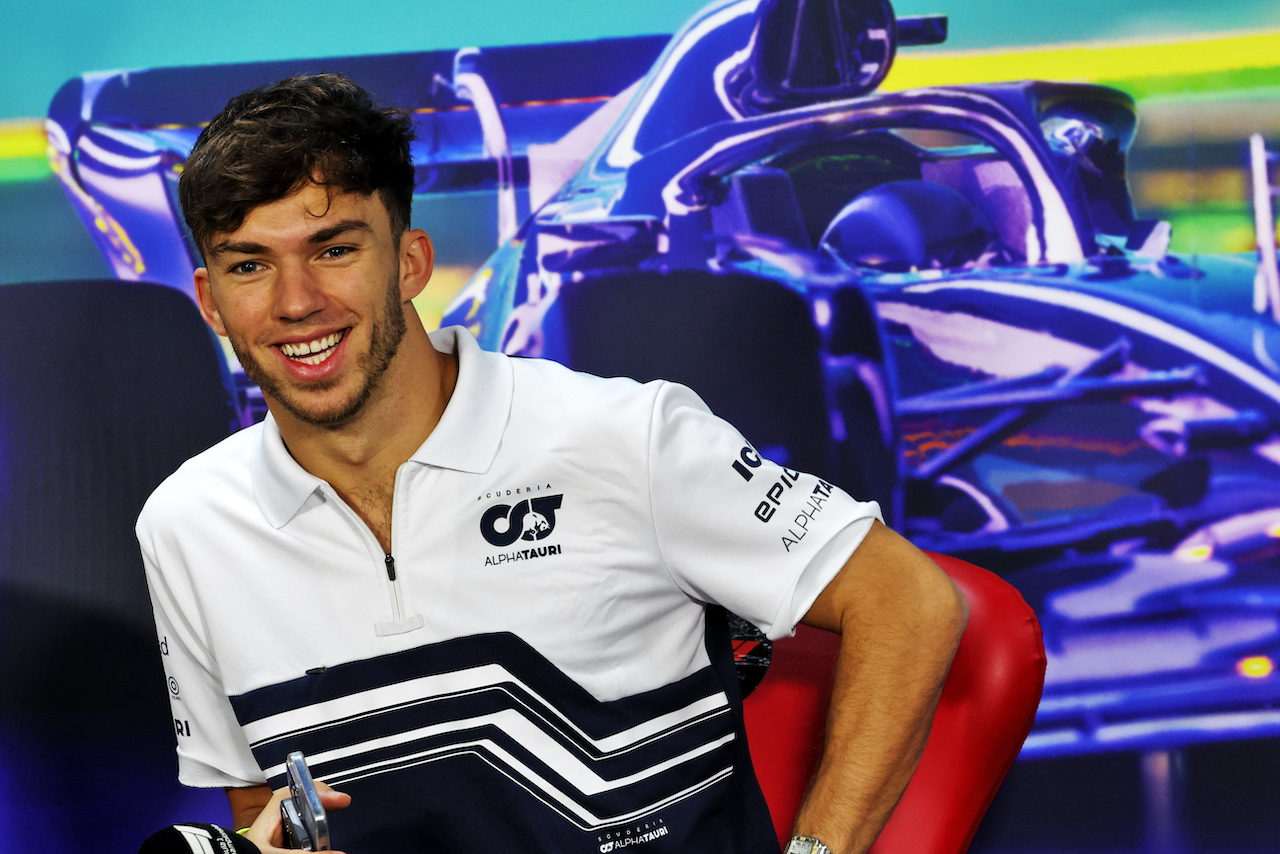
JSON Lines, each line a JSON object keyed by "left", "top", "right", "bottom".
{"left": 384, "top": 552, "right": 408, "bottom": 622}
{"left": 322, "top": 483, "right": 423, "bottom": 635}
{"left": 385, "top": 469, "right": 403, "bottom": 620}
{"left": 373, "top": 469, "right": 424, "bottom": 635}
{"left": 375, "top": 545, "right": 422, "bottom": 635}
{"left": 385, "top": 552, "right": 403, "bottom": 617}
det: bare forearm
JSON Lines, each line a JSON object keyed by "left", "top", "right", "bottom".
{"left": 793, "top": 523, "right": 968, "bottom": 854}
{"left": 227, "top": 784, "right": 274, "bottom": 831}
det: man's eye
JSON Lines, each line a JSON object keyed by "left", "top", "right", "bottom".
{"left": 323, "top": 246, "right": 354, "bottom": 259}
{"left": 229, "top": 261, "right": 262, "bottom": 275}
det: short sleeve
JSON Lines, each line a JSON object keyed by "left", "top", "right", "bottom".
{"left": 139, "top": 519, "right": 267, "bottom": 788}
{"left": 646, "top": 382, "right": 882, "bottom": 639}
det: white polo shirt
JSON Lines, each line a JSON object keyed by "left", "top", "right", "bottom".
{"left": 139, "top": 326, "right": 880, "bottom": 851}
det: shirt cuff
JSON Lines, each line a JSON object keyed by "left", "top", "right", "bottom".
{"left": 772, "top": 511, "right": 880, "bottom": 640}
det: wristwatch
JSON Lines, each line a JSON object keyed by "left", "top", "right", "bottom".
{"left": 784, "top": 835, "right": 833, "bottom": 854}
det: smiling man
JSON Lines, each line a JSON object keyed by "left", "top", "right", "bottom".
{"left": 197, "top": 186, "right": 419, "bottom": 427}
{"left": 138, "top": 73, "right": 966, "bottom": 854}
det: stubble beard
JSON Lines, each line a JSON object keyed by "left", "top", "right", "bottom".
{"left": 230, "top": 272, "right": 408, "bottom": 428}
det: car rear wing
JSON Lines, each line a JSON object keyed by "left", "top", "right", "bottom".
{"left": 45, "top": 35, "right": 669, "bottom": 298}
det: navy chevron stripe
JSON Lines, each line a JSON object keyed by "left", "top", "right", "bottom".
{"left": 248, "top": 681, "right": 735, "bottom": 782}
{"left": 307, "top": 715, "right": 734, "bottom": 814}
{"left": 228, "top": 632, "right": 737, "bottom": 831}
{"left": 231, "top": 632, "right": 719, "bottom": 736}
{"left": 243, "top": 662, "right": 728, "bottom": 749}
{"left": 313, "top": 735, "right": 734, "bottom": 830}
{"left": 217, "top": 617, "right": 778, "bottom": 852}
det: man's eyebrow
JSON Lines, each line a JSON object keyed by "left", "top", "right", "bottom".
{"left": 207, "top": 220, "right": 373, "bottom": 259}
{"left": 208, "top": 240, "right": 268, "bottom": 259}
{"left": 307, "top": 220, "right": 374, "bottom": 245}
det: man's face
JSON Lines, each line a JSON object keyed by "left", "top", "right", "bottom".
{"left": 194, "top": 184, "right": 428, "bottom": 428}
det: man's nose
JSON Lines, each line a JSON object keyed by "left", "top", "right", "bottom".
{"left": 273, "top": 262, "right": 326, "bottom": 320}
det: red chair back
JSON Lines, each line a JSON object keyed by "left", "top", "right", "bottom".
{"left": 743, "top": 551, "right": 1046, "bottom": 854}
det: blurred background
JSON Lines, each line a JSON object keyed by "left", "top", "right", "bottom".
{"left": 3, "top": 1, "right": 1280, "bottom": 851}
{"left": 6, "top": 0, "right": 1280, "bottom": 303}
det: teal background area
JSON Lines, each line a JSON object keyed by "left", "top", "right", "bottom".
{"left": 6, "top": 0, "right": 1280, "bottom": 120}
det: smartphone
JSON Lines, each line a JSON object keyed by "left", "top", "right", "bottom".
{"left": 280, "top": 751, "right": 330, "bottom": 850}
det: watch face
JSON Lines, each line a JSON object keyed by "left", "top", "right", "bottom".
{"left": 785, "top": 838, "right": 817, "bottom": 854}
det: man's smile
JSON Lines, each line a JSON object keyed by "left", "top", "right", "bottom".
{"left": 278, "top": 330, "right": 348, "bottom": 366}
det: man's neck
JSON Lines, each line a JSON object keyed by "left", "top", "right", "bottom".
{"left": 271, "top": 318, "right": 457, "bottom": 551}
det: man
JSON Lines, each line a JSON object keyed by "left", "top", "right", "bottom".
{"left": 139, "top": 73, "right": 966, "bottom": 854}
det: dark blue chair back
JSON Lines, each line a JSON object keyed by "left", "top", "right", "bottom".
{"left": 0, "top": 279, "right": 238, "bottom": 850}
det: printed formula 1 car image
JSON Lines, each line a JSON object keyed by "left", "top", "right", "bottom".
{"left": 45, "top": 0, "right": 1280, "bottom": 762}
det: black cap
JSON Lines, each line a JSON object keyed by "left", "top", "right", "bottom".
{"left": 139, "top": 823, "right": 261, "bottom": 854}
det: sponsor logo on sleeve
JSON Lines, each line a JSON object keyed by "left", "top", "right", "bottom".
{"left": 731, "top": 444, "right": 800, "bottom": 522}
{"left": 731, "top": 445, "right": 764, "bottom": 481}
{"left": 730, "top": 445, "right": 838, "bottom": 550}
{"left": 752, "top": 467, "right": 803, "bottom": 523}
{"left": 781, "top": 479, "right": 835, "bottom": 552}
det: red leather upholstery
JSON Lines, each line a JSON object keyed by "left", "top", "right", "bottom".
{"left": 742, "top": 551, "right": 1046, "bottom": 854}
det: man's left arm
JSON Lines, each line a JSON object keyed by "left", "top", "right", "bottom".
{"left": 789, "top": 519, "right": 969, "bottom": 854}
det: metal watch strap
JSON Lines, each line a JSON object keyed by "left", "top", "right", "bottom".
{"left": 785, "top": 835, "right": 833, "bottom": 854}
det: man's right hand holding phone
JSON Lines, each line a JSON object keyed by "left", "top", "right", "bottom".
{"left": 240, "top": 783, "right": 351, "bottom": 853}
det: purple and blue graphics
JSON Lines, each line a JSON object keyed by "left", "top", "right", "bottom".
{"left": 47, "top": 0, "right": 1280, "bottom": 761}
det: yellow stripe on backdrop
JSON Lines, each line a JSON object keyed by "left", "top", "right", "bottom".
{"left": 0, "top": 119, "right": 45, "bottom": 157}
{"left": 882, "top": 29, "right": 1280, "bottom": 93}
{"left": 0, "top": 119, "right": 50, "bottom": 182}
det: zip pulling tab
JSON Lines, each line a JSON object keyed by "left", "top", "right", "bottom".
{"left": 374, "top": 551, "right": 423, "bottom": 637}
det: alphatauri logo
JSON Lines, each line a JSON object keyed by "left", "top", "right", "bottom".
{"left": 480, "top": 495, "right": 564, "bottom": 547}
{"left": 598, "top": 818, "right": 668, "bottom": 852}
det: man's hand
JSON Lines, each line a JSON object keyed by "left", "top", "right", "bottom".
{"left": 229, "top": 782, "right": 352, "bottom": 852}
{"left": 792, "top": 520, "right": 968, "bottom": 854}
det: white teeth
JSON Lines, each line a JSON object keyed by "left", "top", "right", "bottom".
{"left": 280, "top": 330, "right": 344, "bottom": 363}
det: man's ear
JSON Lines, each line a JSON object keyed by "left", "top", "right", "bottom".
{"left": 194, "top": 267, "right": 228, "bottom": 337}
{"left": 399, "top": 229, "right": 434, "bottom": 303}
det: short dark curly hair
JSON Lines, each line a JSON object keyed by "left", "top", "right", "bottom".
{"left": 179, "top": 73, "right": 416, "bottom": 259}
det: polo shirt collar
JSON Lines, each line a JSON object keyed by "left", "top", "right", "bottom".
{"left": 411, "top": 326, "right": 512, "bottom": 471}
{"left": 251, "top": 325, "right": 513, "bottom": 528}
